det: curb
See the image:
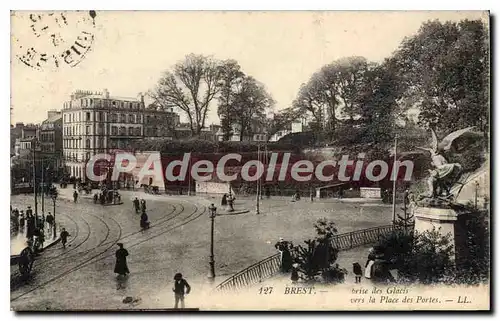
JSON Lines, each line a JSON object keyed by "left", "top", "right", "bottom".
{"left": 41, "top": 236, "right": 61, "bottom": 251}
{"left": 216, "top": 209, "right": 250, "bottom": 216}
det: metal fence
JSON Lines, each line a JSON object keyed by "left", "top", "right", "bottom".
{"left": 215, "top": 253, "right": 281, "bottom": 292}
{"left": 215, "top": 224, "right": 397, "bottom": 292}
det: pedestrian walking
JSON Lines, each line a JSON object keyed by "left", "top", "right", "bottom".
{"left": 19, "top": 212, "right": 25, "bottom": 230}
{"left": 265, "top": 186, "right": 271, "bottom": 199}
{"left": 291, "top": 263, "right": 299, "bottom": 283}
{"left": 94, "top": 193, "right": 98, "bottom": 204}
{"left": 26, "top": 213, "right": 35, "bottom": 239}
{"left": 172, "top": 273, "right": 191, "bottom": 309}
{"left": 133, "top": 197, "right": 140, "bottom": 213}
{"left": 60, "top": 228, "right": 70, "bottom": 248}
{"left": 221, "top": 194, "right": 228, "bottom": 207}
{"left": 73, "top": 190, "right": 78, "bottom": 203}
{"left": 46, "top": 212, "right": 54, "bottom": 233}
{"left": 114, "top": 243, "right": 130, "bottom": 277}
{"left": 140, "top": 212, "right": 150, "bottom": 230}
{"left": 140, "top": 199, "right": 146, "bottom": 213}
{"left": 353, "top": 262, "right": 363, "bottom": 283}
{"left": 227, "top": 195, "right": 235, "bottom": 212}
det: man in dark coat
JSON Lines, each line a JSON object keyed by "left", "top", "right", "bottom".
{"left": 114, "top": 243, "right": 130, "bottom": 277}
{"left": 275, "top": 238, "right": 293, "bottom": 273}
{"left": 221, "top": 194, "right": 228, "bottom": 207}
{"left": 45, "top": 212, "right": 54, "bottom": 233}
{"left": 73, "top": 190, "right": 78, "bottom": 203}
{"left": 133, "top": 197, "right": 140, "bottom": 213}
{"left": 172, "top": 273, "right": 191, "bottom": 309}
{"left": 140, "top": 212, "right": 150, "bottom": 230}
{"left": 60, "top": 228, "right": 70, "bottom": 248}
{"left": 140, "top": 199, "right": 146, "bottom": 213}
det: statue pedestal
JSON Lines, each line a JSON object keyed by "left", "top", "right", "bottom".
{"left": 414, "top": 207, "right": 458, "bottom": 262}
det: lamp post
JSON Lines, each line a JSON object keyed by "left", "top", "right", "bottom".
{"left": 391, "top": 134, "right": 398, "bottom": 225}
{"left": 51, "top": 187, "right": 58, "bottom": 239}
{"left": 32, "top": 137, "right": 41, "bottom": 228}
{"left": 474, "top": 181, "right": 480, "bottom": 209}
{"left": 208, "top": 203, "right": 217, "bottom": 282}
{"left": 256, "top": 144, "right": 260, "bottom": 215}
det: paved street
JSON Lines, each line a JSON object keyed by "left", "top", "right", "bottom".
{"left": 10, "top": 189, "right": 392, "bottom": 310}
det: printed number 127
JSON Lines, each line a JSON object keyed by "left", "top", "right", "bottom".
{"left": 258, "top": 286, "right": 273, "bottom": 294}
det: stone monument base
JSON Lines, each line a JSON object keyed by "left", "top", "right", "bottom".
{"left": 414, "top": 207, "right": 458, "bottom": 261}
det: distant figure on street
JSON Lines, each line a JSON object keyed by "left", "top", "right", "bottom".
{"left": 140, "top": 212, "right": 150, "bottom": 230}
{"left": 140, "top": 199, "right": 146, "bottom": 213}
{"left": 36, "top": 228, "right": 45, "bottom": 250}
{"left": 19, "top": 212, "right": 25, "bottom": 230}
{"left": 227, "top": 195, "right": 235, "bottom": 212}
{"left": 133, "top": 197, "right": 140, "bottom": 213}
{"left": 45, "top": 212, "right": 54, "bottom": 233}
{"left": 275, "top": 237, "right": 293, "bottom": 273}
{"left": 73, "top": 190, "right": 78, "bottom": 203}
{"left": 265, "top": 186, "right": 271, "bottom": 199}
{"left": 94, "top": 193, "right": 98, "bottom": 204}
{"left": 26, "top": 213, "right": 35, "bottom": 239}
{"left": 291, "top": 263, "right": 299, "bottom": 283}
{"left": 172, "top": 273, "right": 191, "bottom": 309}
{"left": 60, "top": 228, "right": 70, "bottom": 248}
{"left": 221, "top": 194, "right": 228, "bottom": 207}
{"left": 114, "top": 243, "right": 130, "bottom": 277}
{"left": 353, "top": 262, "right": 363, "bottom": 283}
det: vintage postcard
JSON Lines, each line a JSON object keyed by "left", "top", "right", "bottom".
{"left": 10, "top": 11, "right": 490, "bottom": 311}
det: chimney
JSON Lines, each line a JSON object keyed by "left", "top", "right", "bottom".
{"left": 103, "top": 88, "right": 110, "bottom": 99}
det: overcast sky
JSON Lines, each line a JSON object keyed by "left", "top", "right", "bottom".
{"left": 10, "top": 10, "right": 487, "bottom": 125}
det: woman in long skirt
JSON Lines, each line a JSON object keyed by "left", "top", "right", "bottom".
{"left": 114, "top": 243, "right": 130, "bottom": 276}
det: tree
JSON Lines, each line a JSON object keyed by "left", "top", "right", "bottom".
{"left": 224, "top": 77, "right": 274, "bottom": 141}
{"left": 217, "top": 59, "right": 245, "bottom": 141}
{"left": 150, "top": 54, "right": 223, "bottom": 136}
{"left": 291, "top": 218, "right": 346, "bottom": 284}
{"left": 292, "top": 56, "right": 396, "bottom": 144}
{"left": 392, "top": 19, "right": 489, "bottom": 135}
{"left": 378, "top": 228, "right": 454, "bottom": 284}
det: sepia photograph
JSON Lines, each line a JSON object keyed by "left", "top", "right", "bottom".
{"left": 9, "top": 10, "right": 490, "bottom": 311}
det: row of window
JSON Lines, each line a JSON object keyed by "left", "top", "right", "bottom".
{"left": 64, "top": 99, "right": 142, "bottom": 110}
{"left": 39, "top": 132, "right": 55, "bottom": 142}
{"left": 63, "top": 111, "right": 172, "bottom": 124}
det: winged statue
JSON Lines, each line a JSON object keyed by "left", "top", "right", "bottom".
{"left": 416, "top": 127, "right": 476, "bottom": 200}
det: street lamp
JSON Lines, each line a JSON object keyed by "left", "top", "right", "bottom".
{"left": 208, "top": 203, "right": 217, "bottom": 282}
{"left": 51, "top": 187, "right": 58, "bottom": 239}
{"left": 474, "top": 181, "right": 480, "bottom": 209}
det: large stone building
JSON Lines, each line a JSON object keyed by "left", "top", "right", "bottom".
{"left": 62, "top": 89, "right": 179, "bottom": 181}
{"left": 38, "top": 110, "right": 64, "bottom": 177}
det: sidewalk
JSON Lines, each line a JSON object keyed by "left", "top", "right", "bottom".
{"left": 10, "top": 228, "right": 60, "bottom": 256}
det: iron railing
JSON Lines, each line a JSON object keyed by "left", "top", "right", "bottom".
{"left": 215, "top": 224, "right": 398, "bottom": 292}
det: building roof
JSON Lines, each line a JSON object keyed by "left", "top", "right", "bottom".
{"left": 77, "top": 94, "right": 141, "bottom": 102}
{"left": 43, "top": 113, "right": 62, "bottom": 124}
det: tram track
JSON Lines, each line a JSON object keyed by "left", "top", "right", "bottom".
{"left": 10, "top": 199, "right": 204, "bottom": 302}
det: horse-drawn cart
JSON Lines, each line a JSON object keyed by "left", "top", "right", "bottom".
{"left": 10, "top": 246, "right": 34, "bottom": 278}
